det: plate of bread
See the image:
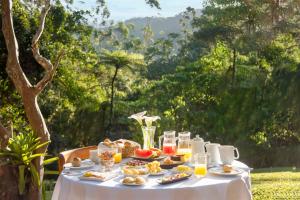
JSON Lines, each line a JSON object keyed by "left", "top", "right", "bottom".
{"left": 64, "top": 157, "right": 95, "bottom": 170}
{"left": 208, "top": 165, "right": 243, "bottom": 176}
{"left": 121, "top": 176, "right": 146, "bottom": 186}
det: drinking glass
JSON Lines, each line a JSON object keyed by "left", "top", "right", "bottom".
{"left": 113, "top": 148, "right": 122, "bottom": 164}
{"left": 194, "top": 154, "right": 207, "bottom": 177}
{"left": 98, "top": 147, "right": 117, "bottom": 172}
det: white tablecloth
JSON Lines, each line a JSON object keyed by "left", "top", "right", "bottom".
{"left": 52, "top": 160, "right": 252, "bottom": 200}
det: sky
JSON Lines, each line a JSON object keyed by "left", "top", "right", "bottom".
{"left": 72, "top": 0, "right": 204, "bottom": 22}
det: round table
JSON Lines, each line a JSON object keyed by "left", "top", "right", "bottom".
{"left": 52, "top": 160, "right": 252, "bottom": 200}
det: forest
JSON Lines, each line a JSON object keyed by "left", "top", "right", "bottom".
{"left": 1, "top": 0, "right": 300, "bottom": 183}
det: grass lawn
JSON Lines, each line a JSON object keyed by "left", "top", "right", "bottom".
{"left": 45, "top": 167, "right": 300, "bottom": 200}
{"left": 251, "top": 167, "right": 300, "bottom": 200}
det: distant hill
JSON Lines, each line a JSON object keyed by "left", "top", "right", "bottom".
{"left": 124, "top": 9, "right": 201, "bottom": 39}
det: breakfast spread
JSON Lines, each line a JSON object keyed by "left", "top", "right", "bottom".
{"left": 71, "top": 157, "right": 82, "bottom": 167}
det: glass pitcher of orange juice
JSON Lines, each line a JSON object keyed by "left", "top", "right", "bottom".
{"left": 177, "top": 132, "right": 192, "bottom": 161}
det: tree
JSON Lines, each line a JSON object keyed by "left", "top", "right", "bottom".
{"left": 99, "top": 50, "right": 144, "bottom": 132}
{"left": 0, "top": 0, "right": 64, "bottom": 199}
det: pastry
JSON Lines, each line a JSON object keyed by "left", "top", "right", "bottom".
{"left": 123, "top": 177, "right": 135, "bottom": 184}
{"left": 122, "top": 167, "right": 147, "bottom": 176}
{"left": 163, "top": 157, "right": 174, "bottom": 165}
{"left": 223, "top": 164, "right": 233, "bottom": 173}
{"left": 116, "top": 139, "right": 140, "bottom": 158}
{"left": 71, "top": 157, "right": 81, "bottom": 167}
{"left": 135, "top": 177, "right": 146, "bottom": 185}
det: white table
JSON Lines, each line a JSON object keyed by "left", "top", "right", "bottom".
{"left": 52, "top": 160, "right": 252, "bottom": 200}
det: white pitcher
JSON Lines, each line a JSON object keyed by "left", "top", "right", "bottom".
{"left": 205, "top": 143, "right": 221, "bottom": 165}
{"left": 191, "top": 135, "right": 210, "bottom": 157}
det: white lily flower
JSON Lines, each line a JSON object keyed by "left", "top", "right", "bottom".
{"left": 128, "top": 111, "right": 147, "bottom": 126}
{"left": 144, "top": 116, "right": 161, "bottom": 127}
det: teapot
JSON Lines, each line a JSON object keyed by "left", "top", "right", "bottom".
{"left": 191, "top": 135, "right": 210, "bottom": 158}
{"left": 205, "top": 143, "right": 221, "bottom": 166}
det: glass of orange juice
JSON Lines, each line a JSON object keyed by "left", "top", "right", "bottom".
{"left": 194, "top": 154, "right": 207, "bottom": 177}
{"left": 113, "top": 148, "right": 122, "bottom": 164}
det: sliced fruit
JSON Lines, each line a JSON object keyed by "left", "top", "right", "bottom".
{"left": 135, "top": 149, "right": 153, "bottom": 158}
{"left": 150, "top": 148, "right": 162, "bottom": 157}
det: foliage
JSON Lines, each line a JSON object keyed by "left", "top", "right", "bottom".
{"left": 0, "top": 132, "right": 57, "bottom": 195}
{"left": 1, "top": 0, "right": 300, "bottom": 169}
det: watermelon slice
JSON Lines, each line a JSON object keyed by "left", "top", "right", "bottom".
{"left": 135, "top": 149, "right": 153, "bottom": 158}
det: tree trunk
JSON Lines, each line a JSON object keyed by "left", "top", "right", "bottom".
{"left": 108, "top": 67, "right": 119, "bottom": 131}
{"left": 1, "top": 0, "right": 61, "bottom": 199}
{"left": 0, "top": 165, "right": 20, "bottom": 200}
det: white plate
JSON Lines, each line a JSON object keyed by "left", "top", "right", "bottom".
{"left": 79, "top": 172, "right": 118, "bottom": 182}
{"left": 120, "top": 179, "right": 145, "bottom": 186}
{"left": 208, "top": 167, "right": 244, "bottom": 176}
{"left": 148, "top": 169, "right": 167, "bottom": 176}
{"left": 64, "top": 161, "right": 95, "bottom": 170}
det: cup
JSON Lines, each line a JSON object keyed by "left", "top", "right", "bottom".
{"left": 219, "top": 145, "right": 239, "bottom": 165}
{"left": 113, "top": 148, "right": 122, "bottom": 164}
{"left": 193, "top": 154, "right": 207, "bottom": 177}
{"left": 89, "top": 149, "right": 99, "bottom": 164}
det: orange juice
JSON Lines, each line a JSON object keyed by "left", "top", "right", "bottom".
{"left": 177, "top": 148, "right": 192, "bottom": 162}
{"left": 113, "top": 152, "right": 122, "bottom": 163}
{"left": 194, "top": 165, "right": 207, "bottom": 176}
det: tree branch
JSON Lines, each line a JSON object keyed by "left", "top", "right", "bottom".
{"left": 1, "top": 0, "right": 32, "bottom": 92}
{"left": 31, "top": 0, "right": 63, "bottom": 94}
{"left": 34, "top": 50, "right": 64, "bottom": 94}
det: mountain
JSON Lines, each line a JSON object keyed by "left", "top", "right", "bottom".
{"left": 124, "top": 9, "right": 201, "bottom": 39}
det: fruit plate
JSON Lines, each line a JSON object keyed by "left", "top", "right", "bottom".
{"left": 160, "top": 161, "right": 184, "bottom": 169}
{"left": 131, "top": 155, "right": 166, "bottom": 162}
{"left": 208, "top": 167, "right": 244, "bottom": 176}
{"left": 157, "top": 173, "right": 192, "bottom": 185}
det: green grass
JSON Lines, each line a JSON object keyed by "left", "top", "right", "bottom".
{"left": 44, "top": 168, "right": 300, "bottom": 200}
{"left": 251, "top": 167, "right": 300, "bottom": 200}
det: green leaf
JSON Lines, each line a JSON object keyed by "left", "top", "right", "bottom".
{"left": 35, "top": 141, "right": 50, "bottom": 151}
{"left": 29, "top": 162, "right": 40, "bottom": 187}
{"left": 44, "top": 170, "right": 59, "bottom": 175}
{"left": 18, "top": 165, "right": 26, "bottom": 195}
{"left": 26, "top": 153, "right": 45, "bottom": 162}
{"left": 43, "top": 157, "right": 59, "bottom": 166}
